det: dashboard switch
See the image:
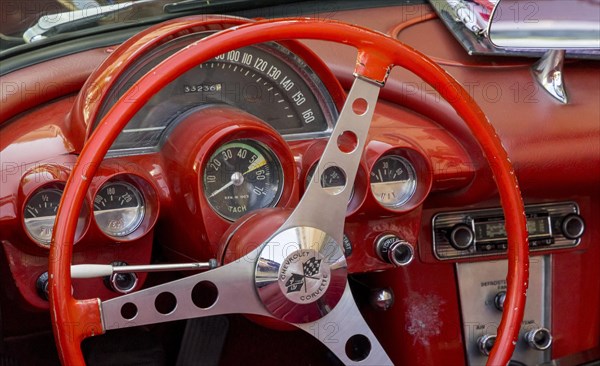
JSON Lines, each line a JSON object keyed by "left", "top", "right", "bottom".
{"left": 375, "top": 234, "right": 414, "bottom": 266}
{"left": 477, "top": 334, "right": 497, "bottom": 356}
{"left": 525, "top": 328, "right": 552, "bottom": 351}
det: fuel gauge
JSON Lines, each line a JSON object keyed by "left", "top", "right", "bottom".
{"left": 23, "top": 187, "right": 87, "bottom": 246}
{"left": 94, "top": 181, "right": 145, "bottom": 238}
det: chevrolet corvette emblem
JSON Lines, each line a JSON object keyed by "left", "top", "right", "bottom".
{"left": 284, "top": 257, "right": 322, "bottom": 293}
{"left": 279, "top": 249, "right": 331, "bottom": 304}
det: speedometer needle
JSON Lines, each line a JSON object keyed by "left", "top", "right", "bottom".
{"left": 208, "top": 158, "right": 267, "bottom": 198}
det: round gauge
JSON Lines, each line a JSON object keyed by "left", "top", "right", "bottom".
{"left": 203, "top": 140, "right": 283, "bottom": 221}
{"left": 23, "top": 188, "right": 87, "bottom": 245}
{"left": 23, "top": 189, "right": 62, "bottom": 245}
{"left": 370, "top": 155, "right": 417, "bottom": 209}
{"left": 305, "top": 163, "right": 354, "bottom": 200}
{"left": 94, "top": 181, "right": 145, "bottom": 238}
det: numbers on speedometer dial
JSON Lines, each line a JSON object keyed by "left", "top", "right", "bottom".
{"left": 203, "top": 140, "right": 283, "bottom": 221}
{"left": 370, "top": 155, "right": 417, "bottom": 209}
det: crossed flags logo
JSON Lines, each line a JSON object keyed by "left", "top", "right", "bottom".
{"left": 284, "top": 257, "right": 322, "bottom": 293}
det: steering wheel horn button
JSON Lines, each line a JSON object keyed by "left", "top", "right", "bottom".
{"left": 255, "top": 227, "right": 347, "bottom": 323}
{"left": 278, "top": 249, "right": 331, "bottom": 304}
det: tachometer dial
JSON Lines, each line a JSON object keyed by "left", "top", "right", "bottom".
{"left": 94, "top": 181, "right": 145, "bottom": 237}
{"left": 24, "top": 188, "right": 87, "bottom": 245}
{"left": 203, "top": 140, "right": 283, "bottom": 221}
{"left": 370, "top": 156, "right": 417, "bottom": 209}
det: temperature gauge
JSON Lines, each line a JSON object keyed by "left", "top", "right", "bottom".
{"left": 94, "top": 181, "right": 145, "bottom": 238}
{"left": 370, "top": 155, "right": 417, "bottom": 209}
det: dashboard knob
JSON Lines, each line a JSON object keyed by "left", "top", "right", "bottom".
{"left": 369, "top": 288, "right": 394, "bottom": 311}
{"left": 477, "top": 334, "right": 496, "bottom": 356}
{"left": 104, "top": 261, "right": 138, "bottom": 294}
{"left": 561, "top": 214, "right": 585, "bottom": 240}
{"left": 36, "top": 272, "right": 49, "bottom": 300}
{"left": 449, "top": 224, "right": 474, "bottom": 250}
{"left": 494, "top": 291, "right": 506, "bottom": 311}
{"left": 375, "top": 234, "right": 415, "bottom": 267}
{"left": 525, "top": 328, "right": 552, "bottom": 351}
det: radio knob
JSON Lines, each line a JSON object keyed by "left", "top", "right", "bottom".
{"left": 449, "top": 224, "right": 474, "bottom": 250}
{"left": 561, "top": 214, "right": 585, "bottom": 240}
{"left": 477, "top": 334, "right": 496, "bottom": 356}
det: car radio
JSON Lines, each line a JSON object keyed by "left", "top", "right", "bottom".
{"left": 432, "top": 202, "right": 584, "bottom": 260}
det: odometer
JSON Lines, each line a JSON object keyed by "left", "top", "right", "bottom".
{"left": 203, "top": 140, "right": 283, "bottom": 221}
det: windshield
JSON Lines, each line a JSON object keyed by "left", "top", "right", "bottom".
{"left": 0, "top": 0, "right": 320, "bottom": 52}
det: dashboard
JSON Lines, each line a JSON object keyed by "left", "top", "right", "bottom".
{"left": 0, "top": 2, "right": 599, "bottom": 366}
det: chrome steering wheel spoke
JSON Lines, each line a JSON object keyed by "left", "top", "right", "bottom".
{"left": 296, "top": 285, "right": 392, "bottom": 365}
{"left": 101, "top": 257, "right": 269, "bottom": 330}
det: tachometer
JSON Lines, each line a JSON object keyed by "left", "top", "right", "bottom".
{"left": 370, "top": 156, "right": 417, "bottom": 209}
{"left": 94, "top": 181, "right": 145, "bottom": 238}
{"left": 203, "top": 139, "right": 283, "bottom": 221}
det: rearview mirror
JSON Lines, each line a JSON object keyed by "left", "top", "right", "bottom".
{"left": 488, "top": 0, "right": 600, "bottom": 50}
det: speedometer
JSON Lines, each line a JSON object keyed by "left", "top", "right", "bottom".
{"left": 203, "top": 139, "right": 283, "bottom": 221}
{"left": 96, "top": 33, "right": 338, "bottom": 156}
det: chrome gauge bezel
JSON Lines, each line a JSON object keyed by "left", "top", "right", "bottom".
{"left": 93, "top": 180, "right": 146, "bottom": 238}
{"left": 22, "top": 185, "right": 90, "bottom": 247}
{"left": 369, "top": 155, "right": 418, "bottom": 209}
{"left": 202, "top": 139, "right": 284, "bottom": 222}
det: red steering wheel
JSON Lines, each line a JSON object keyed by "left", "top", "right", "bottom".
{"left": 49, "top": 18, "right": 529, "bottom": 365}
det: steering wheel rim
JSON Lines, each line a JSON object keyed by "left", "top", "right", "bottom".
{"left": 49, "top": 18, "right": 529, "bottom": 365}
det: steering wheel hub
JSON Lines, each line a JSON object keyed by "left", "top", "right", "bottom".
{"left": 255, "top": 227, "right": 347, "bottom": 323}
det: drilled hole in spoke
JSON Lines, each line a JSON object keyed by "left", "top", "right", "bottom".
{"left": 337, "top": 131, "right": 358, "bottom": 153}
{"left": 345, "top": 334, "right": 371, "bottom": 362}
{"left": 155, "top": 292, "right": 177, "bottom": 315}
{"left": 352, "top": 98, "right": 368, "bottom": 115}
{"left": 191, "top": 281, "right": 218, "bottom": 309}
{"left": 320, "top": 166, "right": 346, "bottom": 195}
{"left": 120, "top": 302, "right": 138, "bottom": 320}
